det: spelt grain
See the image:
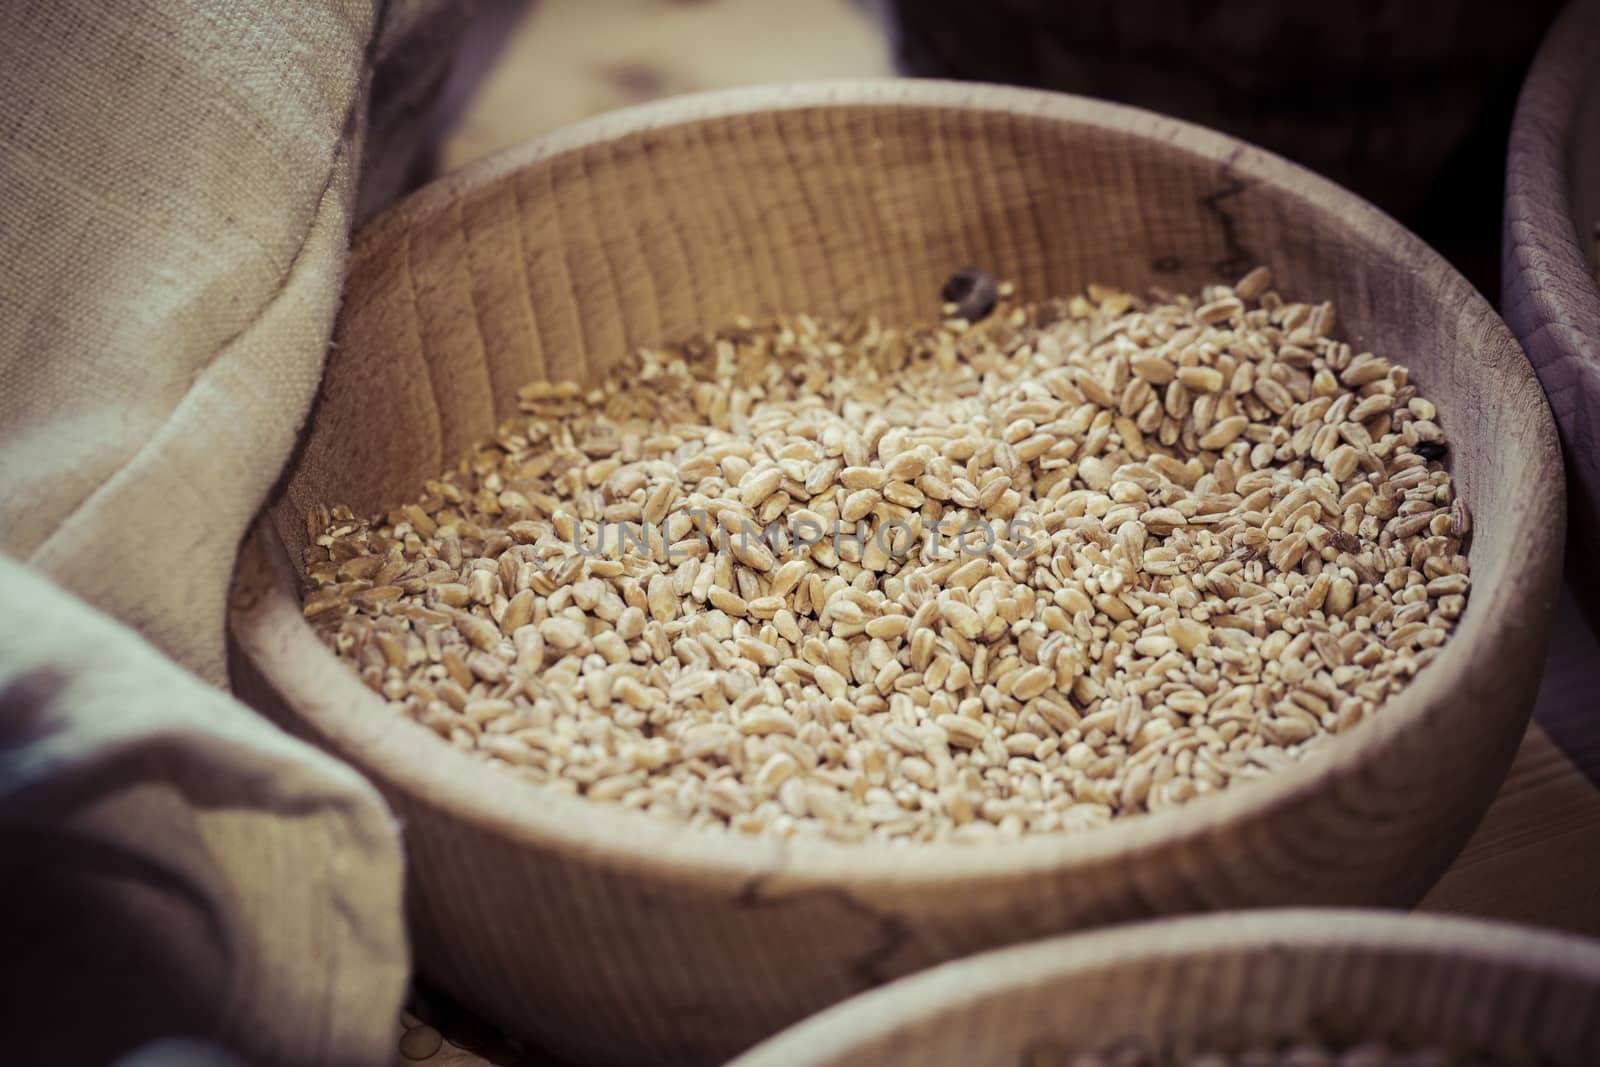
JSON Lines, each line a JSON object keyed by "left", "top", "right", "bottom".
{"left": 304, "top": 266, "right": 1468, "bottom": 843}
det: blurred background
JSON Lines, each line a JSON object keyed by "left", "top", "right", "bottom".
{"left": 424, "top": 0, "right": 1564, "bottom": 299}
{"left": 438, "top": 0, "right": 888, "bottom": 170}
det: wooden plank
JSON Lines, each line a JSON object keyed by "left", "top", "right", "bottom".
{"left": 1423, "top": 590, "right": 1600, "bottom": 936}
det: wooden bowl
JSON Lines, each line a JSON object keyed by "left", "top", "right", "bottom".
{"left": 228, "top": 82, "right": 1564, "bottom": 1067}
{"left": 1504, "top": 0, "right": 1600, "bottom": 632}
{"left": 726, "top": 910, "right": 1600, "bottom": 1066}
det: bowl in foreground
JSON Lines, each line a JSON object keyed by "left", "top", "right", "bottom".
{"left": 728, "top": 910, "right": 1600, "bottom": 1066}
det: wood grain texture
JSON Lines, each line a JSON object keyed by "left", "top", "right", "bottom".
{"left": 229, "top": 82, "right": 1565, "bottom": 1066}
{"left": 1422, "top": 724, "right": 1600, "bottom": 938}
{"left": 726, "top": 911, "right": 1600, "bottom": 1066}
{"left": 1504, "top": 0, "right": 1600, "bottom": 634}
{"left": 1420, "top": 589, "right": 1600, "bottom": 936}
{"left": 1528, "top": 588, "right": 1600, "bottom": 784}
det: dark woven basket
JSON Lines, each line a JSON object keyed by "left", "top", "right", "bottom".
{"left": 875, "top": 0, "right": 1562, "bottom": 290}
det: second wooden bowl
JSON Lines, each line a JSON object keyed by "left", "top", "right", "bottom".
{"left": 229, "top": 82, "right": 1564, "bottom": 1066}
{"left": 1504, "top": 0, "right": 1600, "bottom": 632}
{"left": 729, "top": 910, "right": 1600, "bottom": 1066}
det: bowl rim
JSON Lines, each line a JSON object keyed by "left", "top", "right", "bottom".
{"left": 1504, "top": 0, "right": 1600, "bottom": 610}
{"left": 724, "top": 908, "right": 1600, "bottom": 1066}
{"left": 234, "top": 78, "right": 1564, "bottom": 892}
{"left": 1506, "top": 0, "right": 1600, "bottom": 315}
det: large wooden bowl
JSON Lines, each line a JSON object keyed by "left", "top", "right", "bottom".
{"left": 1504, "top": 0, "right": 1600, "bottom": 631}
{"left": 228, "top": 82, "right": 1564, "bottom": 1067}
{"left": 727, "top": 910, "right": 1600, "bottom": 1066}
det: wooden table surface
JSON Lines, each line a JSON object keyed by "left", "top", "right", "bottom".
{"left": 392, "top": 0, "right": 1600, "bottom": 1061}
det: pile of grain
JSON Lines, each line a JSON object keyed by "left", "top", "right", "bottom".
{"left": 302, "top": 267, "right": 1470, "bottom": 843}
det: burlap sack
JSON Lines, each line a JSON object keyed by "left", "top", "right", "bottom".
{"left": 0, "top": 2, "right": 466, "bottom": 1062}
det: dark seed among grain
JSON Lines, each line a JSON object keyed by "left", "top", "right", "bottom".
{"left": 941, "top": 266, "right": 1000, "bottom": 321}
